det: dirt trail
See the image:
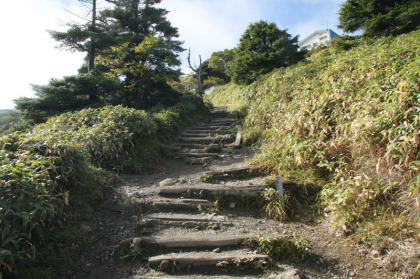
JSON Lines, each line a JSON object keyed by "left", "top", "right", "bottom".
{"left": 74, "top": 108, "right": 391, "bottom": 279}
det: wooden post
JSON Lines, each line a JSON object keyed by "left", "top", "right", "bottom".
{"left": 276, "top": 177, "right": 284, "bottom": 207}
{"left": 234, "top": 125, "right": 242, "bottom": 148}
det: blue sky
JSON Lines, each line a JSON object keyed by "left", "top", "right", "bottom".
{"left": 0, "top": 0, "right": 345, "bottom": 110}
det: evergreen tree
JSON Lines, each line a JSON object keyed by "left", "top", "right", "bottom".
{"left": 97, "top": 0, "right": 184, "bottom": 108}
{"left": 17, "top": 0, "right": 184, "bottom": 122}
{"left": 96, "top": 35, "right": 181, "bottom": 109}
{"left": 338, "top": 0, "right": 420, "bottom": 36}
{"left": 15, "top": 72, "right": 121, "bottom": 123}
{"left": 228, "top": 21, "right": 304, "bottom": 85}
{"left": 49, "top": 0, "right": 115, "bottom": 72}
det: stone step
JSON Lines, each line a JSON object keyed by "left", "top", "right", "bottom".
{"left": 169, "top": 144, "right": 222, "bottom": 153}
{"left": 178, "top": 137, "right": 216, "bottom": 144}
{"left": 187, "top": 126, "right": 221, "bottom": 131}
{"left": 176, "top": 152, "right": 219, "bottom": 158}
{"left": 138, "top": 198, "right": 214, "bottom": 213}
{"left": 124, "top": 235, "right": 256, "bottom": 251}
{"left": 198, "top": 122, "right": 232, "bottom": 127}
{"left": 146, "top": 213, "right": 230, "bottom": 223}
{"left": 202, "top": 118, "right": 238, "bottom": 123}
{"left": 200, "top": 166, "right": 257, "bottom": 183}
{"left": 207, "top": 112, "right": 235, "bottom": 118}
{"left": 148, "top": 251, "right": 269, "bottom": 271}
{"left": 183, "top": 130, "right": 233, "bottom": 136}
{"left": 174, "top": 135, "right": 233, "bottom": 145}
{"left": 143, "top": 218, "right": 233, "bottom": 229}
{"left": 131, "top": 276, "right": 251, "bottom": 279}
{"left": 200, "top": 121, "right": 234, "bottom": 126}
{"left": 183, "top": 148, "right": 207, "bottom": 153}
{"left": 181, "top": 132, "right": 215, "bottom": 137}
{"left": 183, "top": 157, "right": 214, "bottom": 165}
{"left": 168, "top": 143, "right": 206, "bottom": 149}
{"left": 171, "top": 148, "right": 208, "bottom": 155}
{"left": 131, "top": 276, "right": 255, "bottom": 279}
{"left": 159, "top": 184, "right": 266, "bottom": 200}
{"left": 184, "top": 128, "right": 220, "bottom": 133}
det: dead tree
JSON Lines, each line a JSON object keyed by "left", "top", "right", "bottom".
{"left": 187, "top": 49, "right": 204, "bottom": 102}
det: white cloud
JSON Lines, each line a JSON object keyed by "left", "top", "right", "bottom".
{"left": 0, "top": 0, "right": 86, "bottom": 109}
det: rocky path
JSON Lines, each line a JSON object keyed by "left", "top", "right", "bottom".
{"left": 75, "top": 108, "right": 391, "bottom": 279}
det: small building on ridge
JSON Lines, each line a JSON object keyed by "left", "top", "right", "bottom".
{"left": 299, "top": 29, "right": 340, "bottom": 50}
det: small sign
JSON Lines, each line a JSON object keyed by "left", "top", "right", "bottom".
{"left": 276, "top": 176, "right": 284, "bottom": 206}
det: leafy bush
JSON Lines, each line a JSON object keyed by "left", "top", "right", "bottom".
{"left": 0, "top": 133, "right": 102, "bottom": 277}
{"left": 0, "top": 93, "right": 205, "bottom": 277}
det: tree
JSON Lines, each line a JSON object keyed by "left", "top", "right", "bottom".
{"left": 187, "top": 49, "right": 204, "bottom": 102}
{"left": 209, "top": 49, "right": 235, "bottom": 77}
{"left": 200, "top": 60, "right": 230, "bottom": 89}
{"left": 49, "top": 0, "right": 114, "bottom": 72}
{"left": 97, "top": 0, "right": 184, "bottom": 108}
{"left": 15, "top": 72, "right": 121, "bottom": 123}
{"left": 228, "top": 21, "right": 305, "bottom": 85}
{"left": 338, "top": 0, "right": 420, "bottom": 36}
{"left": 100, "top": 0, "right": 182, "bottom": 50}
{"left": 96, "top": 34, "right": 181, "bottom": 108}
{"left": 19, "top": 0, "right": 184, "bottom": 122}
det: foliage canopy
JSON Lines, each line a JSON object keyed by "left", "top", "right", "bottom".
{"left": 338, "top": 0, "right": 420, "bottom": 36}
{"left": 228, "top": 21, "right": 305, "bottom": 85}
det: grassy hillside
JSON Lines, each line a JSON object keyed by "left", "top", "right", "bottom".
{"left": 207, "top": 31, "right": 419, "bottom": 276}
{"left": 0, "top": 93, "right": 205, "bottom": 278}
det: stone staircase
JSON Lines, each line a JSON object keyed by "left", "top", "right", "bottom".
{"left": 169, "top": 110, "right": 239, "bottom": 165}
{"left": 115, "top": 108, "right": 303, "bottom": 279}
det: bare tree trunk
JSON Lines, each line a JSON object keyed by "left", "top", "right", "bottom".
{"left": 88, "top": 0, "right": 97, "bottom": 72}
{"left": 187, "top": 49, "right": 204, "bottom": 102}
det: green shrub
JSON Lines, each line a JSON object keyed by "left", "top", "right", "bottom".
{"left": 0, "top": 92, "right": 205, "bottom": 277}
{"left": 0, "top": 133, "right": 100, "bottom": 277}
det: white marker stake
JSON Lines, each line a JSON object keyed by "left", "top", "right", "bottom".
{"left": 276, "top": 177, "right": 284, "bottom": 207}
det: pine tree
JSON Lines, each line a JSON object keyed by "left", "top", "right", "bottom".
{"left": 228, "top": 21, "right": 304, "bottom": 85}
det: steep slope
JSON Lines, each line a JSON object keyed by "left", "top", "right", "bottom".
{"left": 207, "top": 30, "right": 420, "bottom": 277}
